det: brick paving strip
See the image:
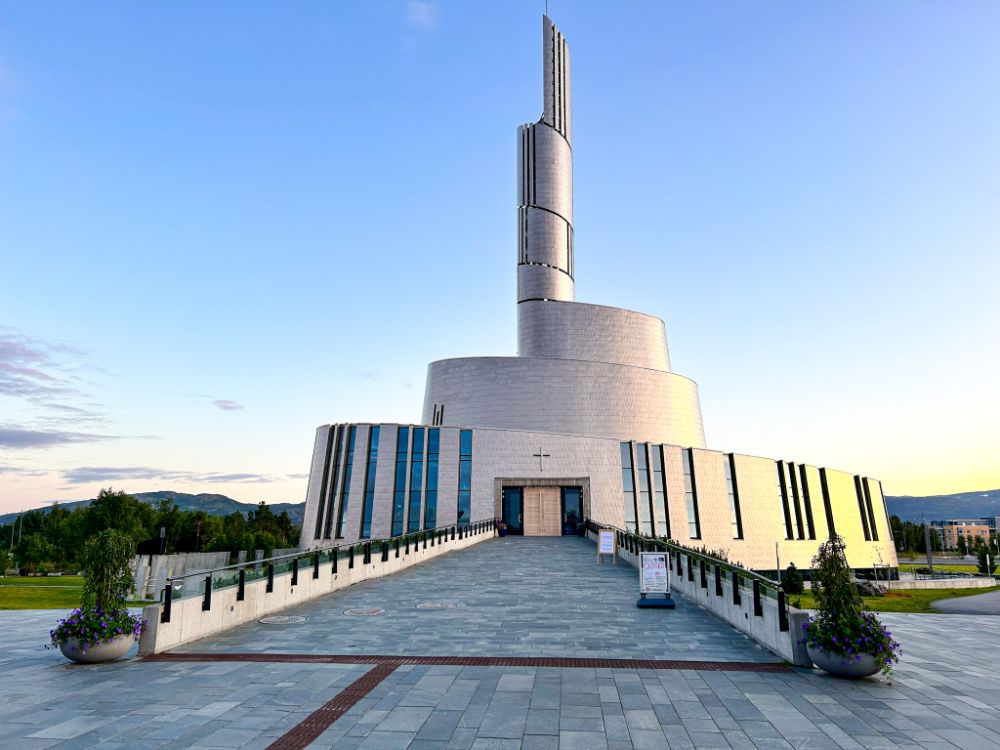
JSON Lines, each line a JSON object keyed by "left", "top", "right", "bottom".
{"left": 144, "top": 652, "right": 791, "bottom": 750}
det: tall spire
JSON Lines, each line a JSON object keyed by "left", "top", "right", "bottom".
{"left": 541, "top": 15, "right": 571, "bottom": 144}
{"left": 516, "top": 16, "right": 575, "bottom": 304}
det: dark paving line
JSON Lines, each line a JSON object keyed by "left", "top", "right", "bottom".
{"left": 144, "top": 651, "right": 792, "bottom": 673}
{"left": 266, "top": 660, "right": 399, "bottom": 750}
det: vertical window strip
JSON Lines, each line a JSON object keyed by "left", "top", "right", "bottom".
{"left": 726, "top": 454, "right": 744, "bottom": 540}
{"left": 424, "top": 428, "right": 439, "bottom": 529}
{"left": 798, "top": 465, "right": 816, "bottom": 540}
{"left": 391, "top": 426, "right": 409, "bottom": 537}
{"left": 408, "top": 428, "right": 425, "bottom": 533}
{"left": 457, "top": 430, "right": 472, "bottom": 526}
{"left": 313, "top": 426, "right": 336, "bottom": 540}
{"left": 322, "top": 426, "right": 345, "bottom": 539}
{"left": 777, "top": 462, "right": 793, "bottom": 540}
{"left": 683, "top": 449, "right": 701, "bottom": 539}
{"left": 862, "top": 479, "right": 880, "bottom": 542}
{"left": 854, "top": 475, "right": 872, "bottom": 541}
{"left": 651, "top": 445, "right": 670, "bottom": 538}
{"left": 788, "top": 462, "right": 805, "bottom": 540}
{"left": 620, "top": 442, "right": 637, "bottom": 532}
{"left": 359, "top": 426, "right": 380, "bottom": 539}
{"left": 878, "top": 481, "right": 893, "bottom": 541}
{"left": 636, "top": 443, "right": 653, "bottom": 535}
{"left": 819, "top": 468, "right": 836, "bottom": 537}
{"left": 334, "top": 426, "right": 357, "bottom": 539}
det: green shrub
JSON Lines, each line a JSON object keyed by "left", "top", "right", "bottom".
{"left": 781, "top": 563, "right": 804, "bottom": 595}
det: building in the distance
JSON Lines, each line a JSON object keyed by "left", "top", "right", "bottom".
{"left": 299, "top": 16, "right": 898, "bottom": 575}
{"left": 931, "top": 519, "right": 992, "bottom": 551}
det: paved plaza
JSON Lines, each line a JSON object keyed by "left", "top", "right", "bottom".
{"left": 1, "top": 537, "right": 999, "bottom": 749}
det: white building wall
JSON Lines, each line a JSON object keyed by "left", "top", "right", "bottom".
{"left": 299, "top": 426, "right": 329, "bottom": 548}
{"left": 518, "top": 300, "right": 671, "bottom": 372}
{"left": 299, "top": 423, "right": 897, "bottom": 574}
{"left": 422, "top": 356, "right": 706, "bottom": 448}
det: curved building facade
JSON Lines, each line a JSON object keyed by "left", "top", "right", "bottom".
{"left": 299, "top": 16, "right": 898, "bottom": 576}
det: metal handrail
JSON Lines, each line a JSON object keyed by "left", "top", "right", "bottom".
{"left": 166, "top": 519, "right": 501, "bottom": 584}
{"left": 583, "top": 519, "right": 782, "bottom": 589}
{"left": 159, "top": 518, "right": 501, "bottom": 624}
{"left": 584, "top": 518, "right": 790, "bottom": 631}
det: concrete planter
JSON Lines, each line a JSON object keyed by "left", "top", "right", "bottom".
{"left": 58, "top": 634, "right": 135, "bottom": 664}
{"left": 807, "top": 643, "right": 880, "bottom": 678}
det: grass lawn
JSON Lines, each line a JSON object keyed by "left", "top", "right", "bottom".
{"left": 789, "top": 586, "right": 1000, "bottom": 614}
{"left": 0, "top": 575, "right": 85, "bottom": 587}
{"left": 897, "top": 563, "right": 979, "bottom": 574}
{"left": 0, "top": 576, "right": 148, "bottom": 610}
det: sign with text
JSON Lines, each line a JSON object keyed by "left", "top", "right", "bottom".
{"left": 639, "top": 552, "right": 670, "bottom": 595}
{"left": 598, "top": 529, "right": 616, "bottom": 556}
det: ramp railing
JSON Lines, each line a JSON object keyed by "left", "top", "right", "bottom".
{"left": 583, "top": 520, "right": 810, "bottom": 666}
{"left": 141, "top": 519, "right": 498, "bottom": 654}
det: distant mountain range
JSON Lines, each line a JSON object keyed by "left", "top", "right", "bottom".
{"left": 0, "top": 491, "right": 306, "bottom": 527}
{"left": 884, "top": 489, "right": 1000, "bottom": 524}
{"left": 3, "top": 488, "right": 998, "bottom": 529}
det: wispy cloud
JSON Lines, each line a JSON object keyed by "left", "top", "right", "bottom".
{"left": 0, "top": 463, "right": 47, "bottom": 477}
{"left": 405, "top": 0, "right": 438, "bottom": 30}
{"left": 0, "top": 326, "right": 104, "bottom": 423}
{"left": 358, "top": 370, "right": 382, "bottom": 382}
{"left": 0, "top": 426, "right": 116, "bottom": 450}
{"left": 196, "top": 394, "right": 244, "bottom": 411}
{"left": 61, "top": 466, "right": 304, "bottom": 485}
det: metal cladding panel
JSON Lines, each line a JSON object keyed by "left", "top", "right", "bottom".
{"left": 518, "top": 300, "right": 671, "bottom": 371}
{"left": 422, "top": 356, "right": 705, "bottom": 448}
{"left": 690, "top": 449, "right": 731, "bottom": 549}
{"left": 521, "top": 207, "right": 571, "bottom": 271}
{"left": 341, "top": 425, "right": 370, "bottom": 541}
{"left": 517, "top": 265, "right": 576, "bottom": 302}
{"left": 661, "top": 445, "right": 688, "bottom": 542}
{"left": 528, "top": 124, "right": 573, "bottom": 224}
{"left": 541, "top": 15, "right": 571, "bottom": 143}
{"left": 436, "top": 427, "right": 460, "bottom": 527}
{"left": 299, "top": 425, "right": 332, "bottom": 549}
{"left": 368, "top": 425, "right": 398, "bottom": 540}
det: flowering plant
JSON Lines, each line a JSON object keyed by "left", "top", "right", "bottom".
{"left": 801, "top": 610, "right": 899, "bottom": 677}
{"left": 50, "top": 525, "right": 145, "bottom": 657}
{"left": 49, "top": 607, "right": 145, "bottom": 651}
{"left": 800, "top": 535, "right": 901, "bottom": 677}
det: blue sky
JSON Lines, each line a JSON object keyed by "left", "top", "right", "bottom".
{"left": 1, "top": 1, "right": 998, "bottom": 513}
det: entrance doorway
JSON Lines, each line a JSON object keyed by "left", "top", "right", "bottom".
{"left": 501, "top": 485, "right": 585, "bottom": 536}
{"left": 523, "top": 487, "right": 561, "bottom": 536}
{"left": 501, "top": 487, "right": 523, "bottom": 535}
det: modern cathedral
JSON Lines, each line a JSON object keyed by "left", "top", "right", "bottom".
{"left": 300, "top": 17, "right": 898, "bottom": 576}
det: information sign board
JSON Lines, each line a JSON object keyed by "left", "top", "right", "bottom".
{"left": 639, "top": 552, "right": 670, "bottom": 595}
{"left": 598, "top": 530, "right": 616, "bottom": 555}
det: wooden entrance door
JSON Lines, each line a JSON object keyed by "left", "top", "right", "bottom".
{"left": 523, "top": 487, "right": 562, "bottom": 536}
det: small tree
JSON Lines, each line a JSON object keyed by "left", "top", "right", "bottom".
{"left": 801, "top": 535, "right": 900, "bottom": 677}
{"left": 781, "top": 562, "right": 804, "bottom": 595}
{"left": 811, "top": 535, "right": 863, "bottom": 621}
{"left": 50, "top": 528, "right": 145, "bottom": 657}
{"left": 976, "top": 545, "right": 997, "bottom": 577}
{"left": 81, "top": 529, "right": 136, "bottom": 612}
{"left": 957, "top": 535, "right": 968, "bottom": 557}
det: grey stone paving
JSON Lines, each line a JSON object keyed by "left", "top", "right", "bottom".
{"left": 2, "top": 538, "right": 1000, "bottom": 749}
{"left": 930, "top": 587, "right": 1000, "bottom": 614}
{"left": 179, "top": 536, "right": 775, "bottom": 663}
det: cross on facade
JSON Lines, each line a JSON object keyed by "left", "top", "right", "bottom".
{"left": 533, "top": 446, "right": 550, "bottom": 471}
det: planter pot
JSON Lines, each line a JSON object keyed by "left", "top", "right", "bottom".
{"left": 58, "top": 634, "right": 135, "bottom": 664}
{"left": 807, "top": 643, "right": 880, "bottom": 678}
